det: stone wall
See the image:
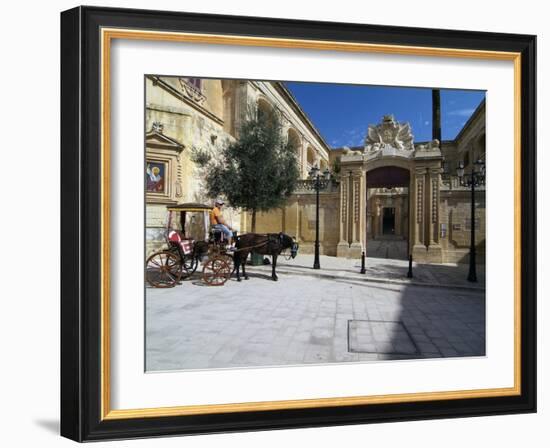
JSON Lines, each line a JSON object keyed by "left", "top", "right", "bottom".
{"left": 146, "top": 204, "right": 169, "bottom": 255}
{"left": 439, "top": 188, "right": 486, "bottom": 264}
{"left": 245, "top": 191, "right": 341, "bottom": 256}
{"left": 145, "top": 76, "right": 235, "bottom": 206}
{"left": 247, "top": 181, "right": 487, "bottom": 265}
{"left": 145, "top": 77, "right": 332, "bottom": 257}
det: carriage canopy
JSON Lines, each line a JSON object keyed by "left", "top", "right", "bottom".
{"left": 166, "top": 202, "right": 214, "bottom": 241}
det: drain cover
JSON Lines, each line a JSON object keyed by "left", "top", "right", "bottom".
{"left": 348, "top": 320, "right": 418, "bottom": 355}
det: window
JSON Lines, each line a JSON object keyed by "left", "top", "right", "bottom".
{"left": 186, "top": 78, "right": 202, "bottom": 90}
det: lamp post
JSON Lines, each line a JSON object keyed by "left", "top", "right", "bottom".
{"left": 456, "top": 158, "right": 485, "bottom": 282}
{"left": 309, "top": 165, "right": 331, "bottom": 269}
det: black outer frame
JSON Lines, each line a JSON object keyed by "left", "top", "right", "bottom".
{"left": 60, "top": 6, "right": 537, "bottom": 442}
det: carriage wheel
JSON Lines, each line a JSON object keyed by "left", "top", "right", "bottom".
{"left": 180, "top": 255, "right": 199, "bottom": 279}
{"left": 146, "top": 251, "right": 182, "bottom": 288}
{"left": 202, "top": 257, "right": 232, "bottom": 286}
{"left": 221, "top": 254, "right": 234, "bottom": 273}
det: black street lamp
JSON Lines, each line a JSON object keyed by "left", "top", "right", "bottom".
{"left": 456, "top": 158, "right": 485, "bottom": 282}
{"left": 309, "top": 165, "right": 331, "bottom": 269}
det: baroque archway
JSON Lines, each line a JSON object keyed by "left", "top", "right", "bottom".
{"left": 337, "top": 115, "right": 443, "bottom": 263}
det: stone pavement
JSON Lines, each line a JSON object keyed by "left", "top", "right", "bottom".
{"left": 247, "top": 254, "right": 486, "bottom": 291}
{"left": 146, "top": 259, "right": 485, "bottom": 371}
{"left": 366, "top": 237, "right": 408, "bottom": 260}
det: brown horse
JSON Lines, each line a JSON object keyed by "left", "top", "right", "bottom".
{"left": 233, "top": 232, "right": 298, "bottom": 281}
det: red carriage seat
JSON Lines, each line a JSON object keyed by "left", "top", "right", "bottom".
{"left": 167, "top": 230, "right": 193, "bottom": 255}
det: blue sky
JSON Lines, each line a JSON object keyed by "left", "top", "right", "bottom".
{"left": 284, "top": 82, "right": 485, "bottom": 148}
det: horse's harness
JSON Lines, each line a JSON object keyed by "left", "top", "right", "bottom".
{"left": 234, "top": 233, "right": 292, "bottom": 258}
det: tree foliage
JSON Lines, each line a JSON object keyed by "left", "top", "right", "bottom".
{"left": 192, "top": 110, "right": 300, "bottom": 231}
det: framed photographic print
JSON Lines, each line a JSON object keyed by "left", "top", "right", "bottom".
{"left": 60, "top": 5, "right": 536, "bottom": 442}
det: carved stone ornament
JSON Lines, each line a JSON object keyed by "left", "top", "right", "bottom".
{"left": 432, "top": 179, "right": 438, "bottom": 223}
{"left": 416, "top": 139, "right": 441, "bottom": 152}
{"left": 152, "top": 121, "right": 164, "bottom": 133}
{"left": 341, "top": 180, "right": 347, "bottom": 223}
{"left": 179, "top": 78, "right": 206, "bottom": 105}
{"left": 416, "top": 179, "right": 423, "bottom": 223}
{"left": 353, "top": 178, "right": 360, "bottom": 223}
{"left": 365, "top": 115, "right": 414, "bottom": 153}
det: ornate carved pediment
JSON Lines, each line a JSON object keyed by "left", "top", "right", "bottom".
{"left": 365, "top": 115, "right": 414, "bottom": 153}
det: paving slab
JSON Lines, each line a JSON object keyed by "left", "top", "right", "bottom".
{"left": 146, "top": 268, "right": 485, "bottom": 371}
{"left": 245, "top": 253, "right": 485, "bottom": 291}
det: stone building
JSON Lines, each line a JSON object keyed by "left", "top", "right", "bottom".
{"left": 145, "top": 76, "right": 485, "bottom": 264}
{"left": 329, "top": 100, "right": 485, "bottom": 263}
{"left": 145, "top": 76, "right": 331, "bottom": 253}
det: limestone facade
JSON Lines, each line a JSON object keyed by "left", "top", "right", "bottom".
{"left": 145, "top": 75, "right": 485, "bottom": 264}
{"left": 145, "top": 76, "right": 331, "bottom": 254}
{"left": 329, "top": 102, "right": 486, "bottom": 263}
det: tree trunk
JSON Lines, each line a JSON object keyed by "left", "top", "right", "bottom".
{"left": 251, "top": 209, "right": 257, "bottom": 233}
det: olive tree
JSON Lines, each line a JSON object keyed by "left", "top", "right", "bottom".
{"left": 192, "top": 109, "right": 300, "bottom": 232}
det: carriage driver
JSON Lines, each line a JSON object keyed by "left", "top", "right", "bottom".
{"left": 210, "top": 199, "right": 234, "bottom": 247}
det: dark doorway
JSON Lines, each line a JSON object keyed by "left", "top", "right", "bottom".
{"left": 367, "top": 166, "right": 410, "bottom": 188}
{"left": 382, "top": 207, "right": 395, "bottom": 235}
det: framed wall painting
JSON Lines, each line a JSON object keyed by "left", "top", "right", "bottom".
{"left": 60, "top": 5, "right": 536, "bottom": 442}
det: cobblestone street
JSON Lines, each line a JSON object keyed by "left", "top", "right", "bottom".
{"left": 146, "top": 256, "right": 485, "bottom": 371}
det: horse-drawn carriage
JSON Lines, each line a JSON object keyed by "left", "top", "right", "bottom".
{"left": 145, "top": 203, "right": 234, "bottom": 287}
{"left": 145, "top": 202, "right": 299, "bottom": 288}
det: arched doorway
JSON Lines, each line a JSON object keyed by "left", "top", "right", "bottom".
{"left": 366, "top": 165, "right": 410, "bottom": 260}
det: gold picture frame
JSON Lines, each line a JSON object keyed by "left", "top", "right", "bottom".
{"left": 61, "top": 6, "right": 536, "bottom": 441}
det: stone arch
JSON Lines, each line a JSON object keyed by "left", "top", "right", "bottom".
{"left": 306, "top": 145, "right": 317, "bottom": 172}
{"left": 319, "top": 159, "right": 329, "bottom": 172}
{"left": 257, "top": 97, "right": 275, "bottom": 122}
{"left": 287, "top": 128, "right": 302, "bottom": 171}
{"left": 365, "top": 156, "right": 413, "bottom": 173}
{"left": 366, "top": 165, "right": 410, "bottom": 188}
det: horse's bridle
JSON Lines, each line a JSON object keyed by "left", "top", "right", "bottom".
{"left": 282, "top": 237, "right": 299, "bottom": 260}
